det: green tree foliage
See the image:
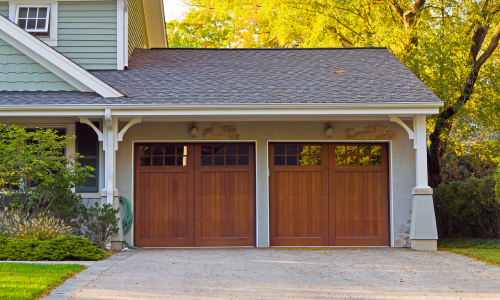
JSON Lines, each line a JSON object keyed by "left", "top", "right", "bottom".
{"left": 167, "top": 8, "right": 232, "bottom": 48}
{"left": 171, "top": 0, "right": 500, "bottom": 186}
{"left": 0, "top": 125, "right": 94, "bottom": 220}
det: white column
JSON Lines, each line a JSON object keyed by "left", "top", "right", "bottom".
{"left": 410, "top": 114, "right": 438, "bottom": 250}
{"left": 413, "top": 114, "right": 431, "bottom": 191}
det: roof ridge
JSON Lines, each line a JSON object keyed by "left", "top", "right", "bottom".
{"left": 149, "top": 47, "right": 388, "bottom": 51}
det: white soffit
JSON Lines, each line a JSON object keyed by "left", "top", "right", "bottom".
{"left": 143, "top": 0, "right": 167, "bottom": 48}
{"left": 0, "top": 15, "right": 123, "bottom": 98}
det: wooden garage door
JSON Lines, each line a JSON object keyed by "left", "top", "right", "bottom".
{"left": 134, "top": 143, "right": 255, "bottom": 247}
{"left": 270, "top": 143, "right": 389, "bottom": 246}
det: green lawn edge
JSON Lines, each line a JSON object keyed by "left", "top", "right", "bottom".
{"left": 0, "top": 263, "right": 87, "bottom": 300}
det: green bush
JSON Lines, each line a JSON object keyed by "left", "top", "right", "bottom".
{"left": 434, "top": 176, "right": 500, "bottom": 239}
{"left": 0, "top": 235, "right": 108, "bottom": 261}
{"left": 77, "top": 202, "right": 120, "bottom": 249}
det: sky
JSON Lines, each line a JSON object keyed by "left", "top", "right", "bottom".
{"left": 163, "top": 0, "right": 189, "bottom": 22}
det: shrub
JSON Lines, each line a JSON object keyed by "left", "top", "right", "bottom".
{"left": 0, "top": 124, "right": 94, "bottom": 219}
{"left": 0, "top": 235, "right": 108, "bottom": 261}
{"left": 6, "top": 213, "right": 71, "bottom": 240}
{"left": 78, "top": 202, "right": 119, "bottom": 249}
{"left": 434, "top": 176, "right": 500, "bottom": 239}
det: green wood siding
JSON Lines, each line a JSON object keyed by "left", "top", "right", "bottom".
{"left": 0, "top": 2, "right": 8, "bottom": 17}
{"left": 0, "top": 38, "right": 77, "bottom": 91}
{"left": 127, "top": 0, "right": 149, "bottom": 58}
{"left": 55, "top": 1, "right": 117, "bottom": 70}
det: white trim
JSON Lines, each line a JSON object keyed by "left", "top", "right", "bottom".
{"left": 414, "top": 114, "right": 430, "bottom": 189}
{"left": 79, "top": 117, "right": 104, "bottom": 141}
{"left": 14, "top": 5, "right": 50, "bottom": 33}
{"left": 389, "top": 115, "right": 416, "bottom": 149}
{"left": 117, "top": 117, "right": 141, "bottom": 143}
{"left": 116, "top": 0, "right": 125, "bottom": 70}
{"left": 0, "top": 14, "right": 123, "bottom": 97}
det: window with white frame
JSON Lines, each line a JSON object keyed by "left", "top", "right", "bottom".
{"left": 15, "top": 5, "right": 50, "bottom": 36}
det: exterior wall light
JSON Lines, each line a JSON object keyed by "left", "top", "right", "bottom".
{"left": 190, "top": 123, "right": 198, "bottom": 138}
{"left": 325, "top": 123, "right": 334, "bottom": 138}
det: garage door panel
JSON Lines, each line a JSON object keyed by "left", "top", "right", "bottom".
{"left": 195, "top": 144, "right": 255, "bottom": 247}
{"left": 270, "top": 143, "right": 329, "bottom": 246}
{"left": 271, "top": 143, "right": 389, "bottom": 247}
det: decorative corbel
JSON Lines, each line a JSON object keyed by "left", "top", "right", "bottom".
{"left": 78, "top": 117, "right": 104, "bottom": 141}
{"left": 389, "top": 115, "right": 416, "bottom": 149}
{"left": 117, "top": 118, "right": 142, "bottom": 142}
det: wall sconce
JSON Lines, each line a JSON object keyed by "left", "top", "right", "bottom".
{"left": 189, "top": 123, "right": 198, "bottom": 138}
{"left": 325, "top": 123, "right": 334, "bottom": 138}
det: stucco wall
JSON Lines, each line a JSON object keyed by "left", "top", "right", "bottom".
{"left": 116, "top": 120, "right": 416, "bottom": 247}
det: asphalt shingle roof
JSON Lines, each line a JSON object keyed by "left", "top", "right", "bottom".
{"left": 0, "top": 48, "right": 442, "bottom": 105}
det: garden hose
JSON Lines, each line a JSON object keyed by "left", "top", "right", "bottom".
{"left": 119, "top": 196, "right": 142, "bottom": 249}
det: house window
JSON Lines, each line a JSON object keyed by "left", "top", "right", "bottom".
{"left": 76, "top": 122, "right": 100, "bottom": 192}
{"left": 15, "top": 5, "right": 50, "bottom": 36}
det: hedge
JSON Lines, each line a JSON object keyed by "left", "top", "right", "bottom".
{"left": 0, "top": 235, "right": 108, "bottom": 261}
{"left": 434, "top": 176, "right": 500, "bottom": 239}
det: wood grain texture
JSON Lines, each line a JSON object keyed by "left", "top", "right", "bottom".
{"left": 135, "top": 143, "right": 255, "bottom": 248}
{"left": 270, "top": 143, "right": 389, "bottom": 247}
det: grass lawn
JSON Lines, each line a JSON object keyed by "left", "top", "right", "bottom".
{"left": 450, "top": 249, "right": 500, "bottom": 266}
{"left": 0, "top": 263, "right": 86, "bottom": 300}
{"left": 438, "top": 238, "right": 500, "bottom": 267}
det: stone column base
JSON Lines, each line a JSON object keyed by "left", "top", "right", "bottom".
{"left": 411, "top": 239, "right": 437, "bottom": 251}
{"left": 110, "top": 241, "right": 123, "bottom": 251}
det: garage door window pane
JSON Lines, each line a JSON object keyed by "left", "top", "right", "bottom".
{"left": 226, "top": 156, "right": 236, "bottom": 165}
{"left": 347, "top": 146, "right": 357, "bottom": 155}
{"left": 371, "top": 146, "right": 382, "bottom": 155}
{"left": 238, "top": 156, "right": 249, "bottom": 165}
{"left": 165, "top": 156, "right": 175, "bottom": 166}
{"left": 214, "top": 146, "right": 224, "bottom": 155}
{"left": 286, "top": 145, "right": 297, "bottom": 155}
{"left": 152, "top": 156, "right": 163, "bottom": 166}
{"left": 201, "top": 156, "right": 212, "bottom": 165}
{"left": 359, "top": 156, "right": 370, "bottom": 165}
{"left": 214, "top": 156, "right": 224, "bottom": 165}
{"left": 202, "top": 146, "right": 212, "bottom": 155}
{"left": 275, "top": 156, "right": 285, "bottom": 165}
{"left": 140, "top": 146, "right": 151, "bottom": 156}
{"left": 359, "top": 146, "right": 370, "bottom": 155}
{"left": 310, "top": 156, "right": 322, "bottom": 166}
{"left": 336, "top": 156, "right": 346, "bottom": 165}
{"left": 299, "top": 156, "right": 309, "bottom": 165}
{"left": 165, "top": 146, "right": 175, "bottom": 155}
{"left": 140, "top": 156, "right": 151, "bottom": 166}
{"left": 286, "top": 156, "right": 297, "bottom": 165}
{"left": 335, "top": 146, "right": 345, "bottom": 155}
{"left": 177, "top": 156, "right": 187, "bottom": 166}
{"left": 226, "top": 146, "right": 237, "bottom": 155}
{"left": 238, "top": 145, "right": 249, "bottom": 155}
{"left": 275, "top": 145, "right": 285, "bottom": 155}
{"left": 371, "top": 156, "right": 382, "bottom": 165}
{"left": 152, "top": 146, "right": 163, "bottom": 155}
{"left": 347, "top": 156, "right": 358, "bottom": 165}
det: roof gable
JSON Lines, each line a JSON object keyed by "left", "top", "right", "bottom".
{"left": 0, "top": 14, "right": 122, "bottom": 97}
{"left": 0, "top": 37, "right": 76, "bottom": 92}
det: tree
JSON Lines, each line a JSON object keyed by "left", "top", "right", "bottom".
{"left": 0, "top": 124, "right": 94, "bottom": 220}
{"left": 172, "top": 0, "right": 500, "bottom": 187}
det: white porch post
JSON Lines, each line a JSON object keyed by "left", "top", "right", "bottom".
{"left": 101, "top": 109, "right": 124, "bottom": 250}
{"left": 410, "top": 114, "right": 438, "bottom": 250}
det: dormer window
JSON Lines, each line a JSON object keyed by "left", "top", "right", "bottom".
{"left": 15, "top": 5, "right": 50, "bottom": 36}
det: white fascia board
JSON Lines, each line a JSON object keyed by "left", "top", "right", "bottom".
{"left": 0, "top": 15, "right": 123, "bottom": 98}
{"left": 0, "top": 103, "right": 442, "bottom": 117}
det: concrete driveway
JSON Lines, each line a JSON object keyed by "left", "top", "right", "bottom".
{"left": 46, "top": 248, "right": 500, "bottom": 299}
